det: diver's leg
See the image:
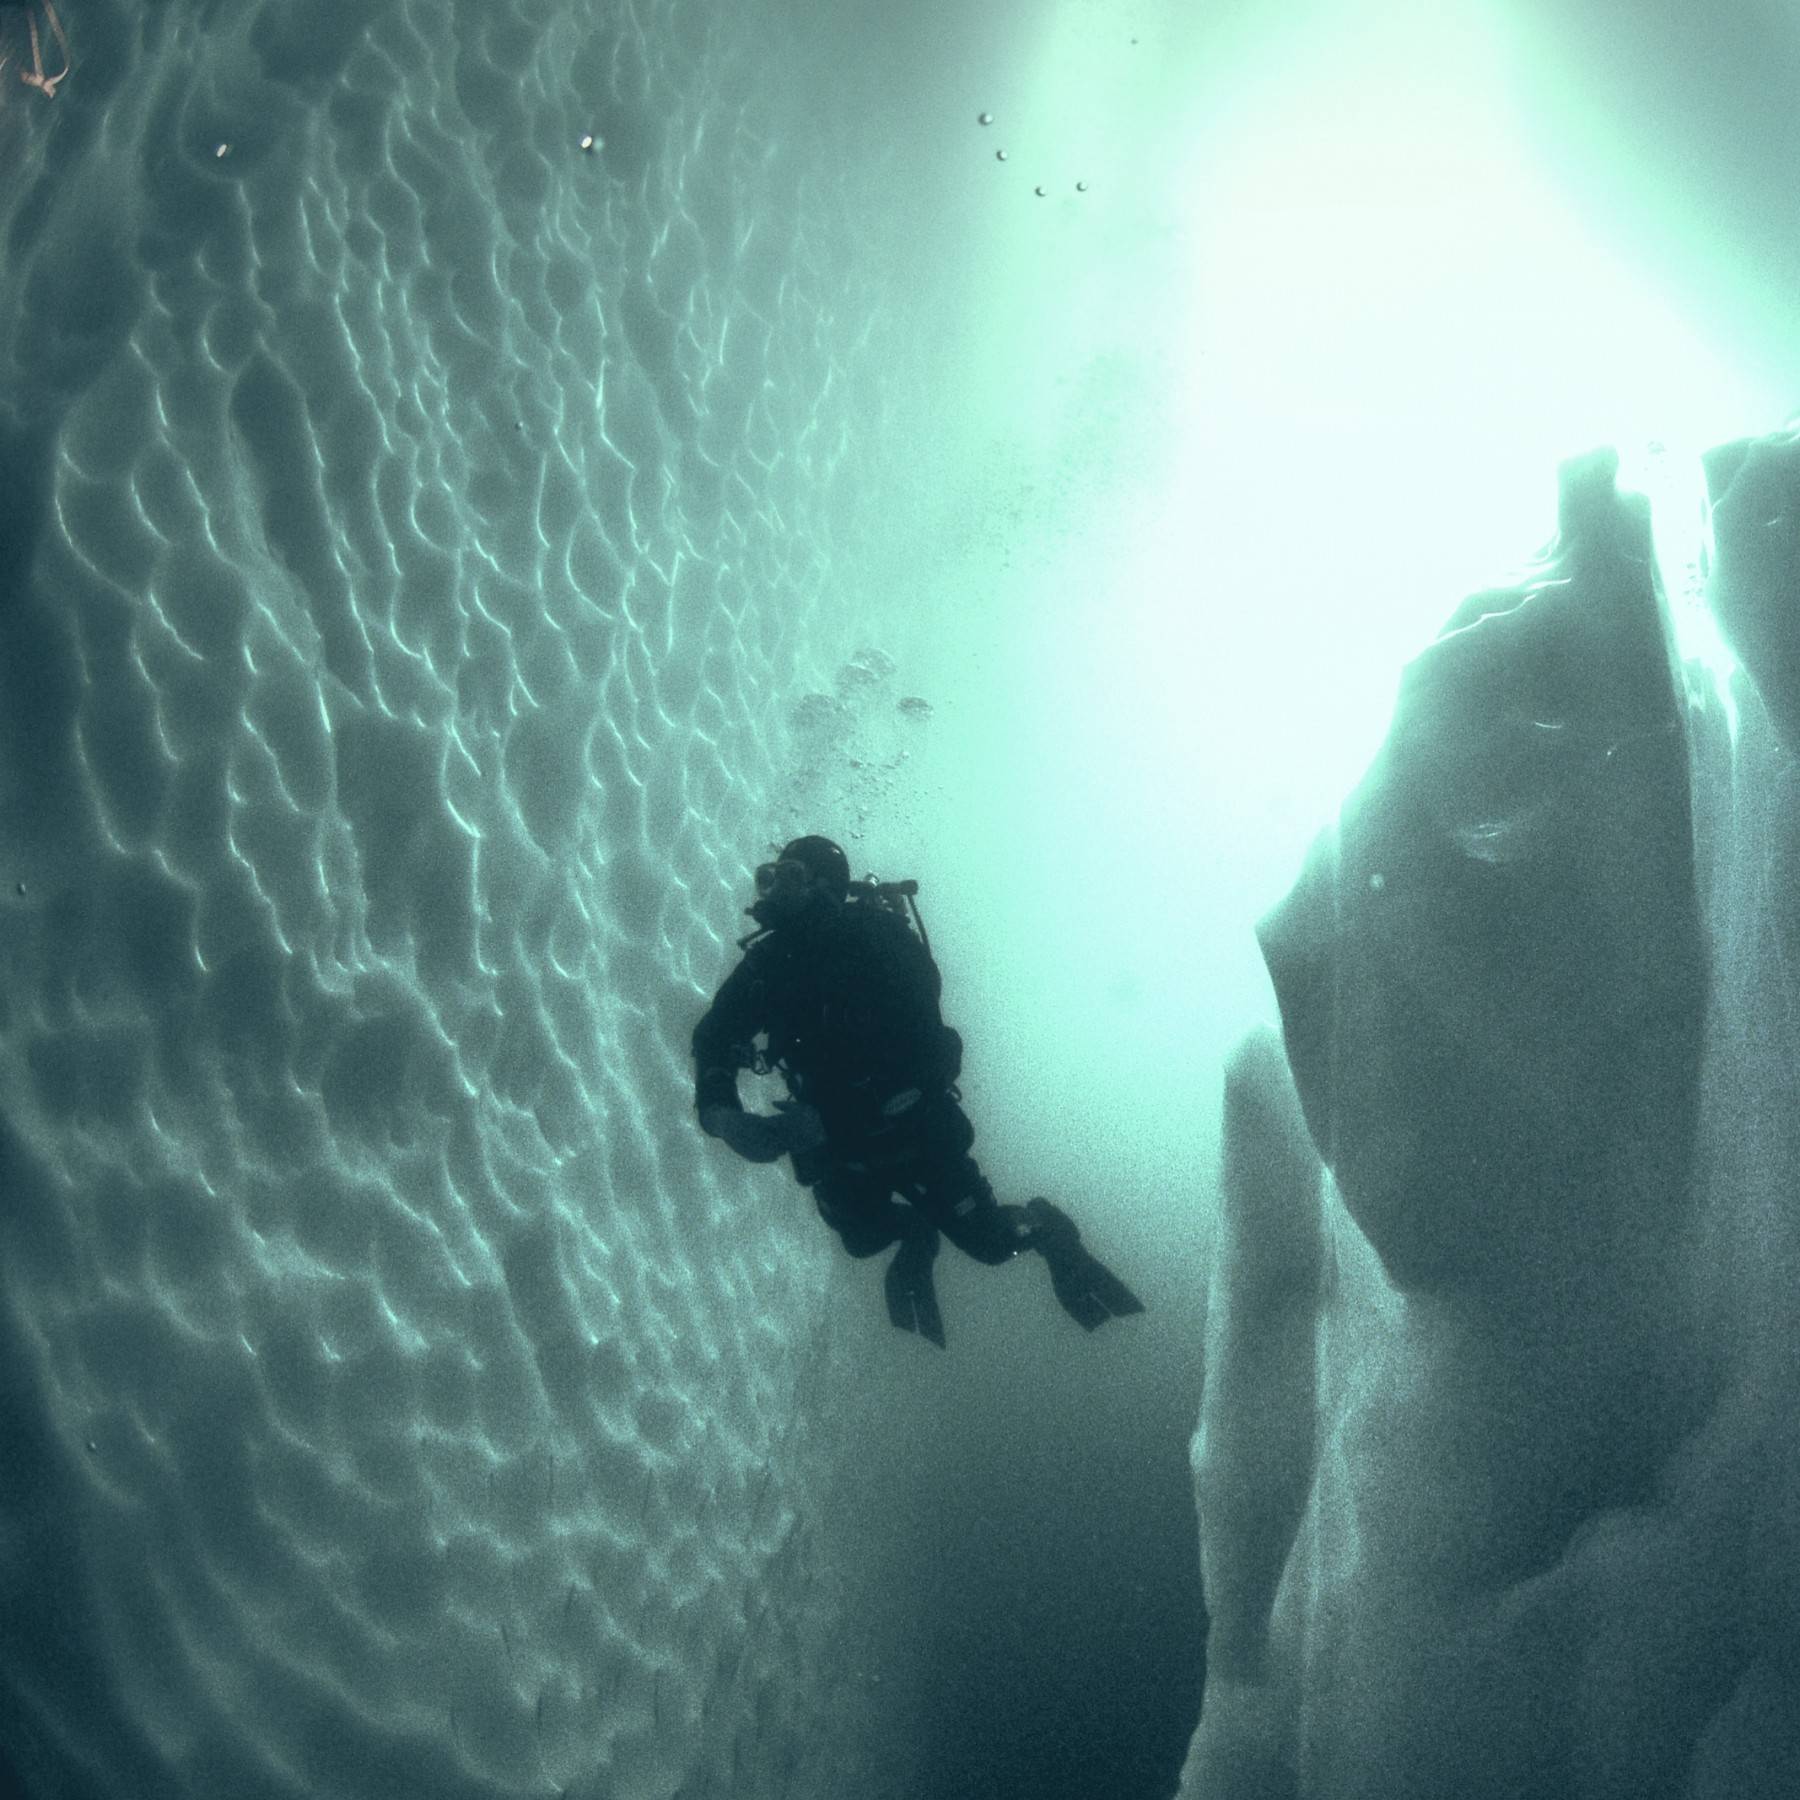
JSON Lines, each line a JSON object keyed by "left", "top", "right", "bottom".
{"left": 883, "top": 1212, "right": 944, "bottom": 1348}
{"left": 795, "top": 1141, "right": 907, "bottom": 1256}
{"left": 804, "top": 1133, "right": 949, "bottom": 1344}
{"left": 804, "top": 1156, "right": 945, "bottom": 1344}
{"left": 810, "top": 1166, "right": 912, "bottom": 1259}
{"left": 900, "top": 1097, "right": 1141, "bottom": 1324}
{"left": 931, "top": 1172, "right": 1035, "bottom": 1265}
{"left": 907, "top": 1099, "right": 1035, "bottom": 1265}
{"left": 1022, "top": 1197, "right": 1146, "bottom": 1329}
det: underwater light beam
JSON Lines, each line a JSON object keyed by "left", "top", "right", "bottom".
{"left": 1105, "top": 0, "right": 1766, "bottom": 886}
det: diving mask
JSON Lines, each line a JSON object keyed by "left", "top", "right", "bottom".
{"left": 748, "top": 857, "right": 818, "bottom": 926}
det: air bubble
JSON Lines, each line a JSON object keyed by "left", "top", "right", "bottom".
{"left": 996, "top": 149, "right": 1008, "bottom": 162}
{"left": 1076, "top": 180, "right": 1088, "bottom": 192}
{"left": 978, "top": 111, "right": 993, "bottom": 126}
{"left": 1034, "top": 185, "right": 1046, "bottom": 197}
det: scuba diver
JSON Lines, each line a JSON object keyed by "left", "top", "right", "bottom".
{"left": 692, "top": 835, "right": 1144, "bottom": 1348}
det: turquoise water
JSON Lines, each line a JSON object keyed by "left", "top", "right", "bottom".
{"left": 5, "top": 2, "right": 1798, "bottom": 1797}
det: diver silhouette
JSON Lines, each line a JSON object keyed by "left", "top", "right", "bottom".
{"left": 692, "top": 836, "right": 1145, "bottom": 1348}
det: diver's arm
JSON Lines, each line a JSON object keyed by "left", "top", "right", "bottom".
{"left": 693, "top": 956, "right": 825, "bottom": 1159}
{"left": 701, "top": 1101, "right": 823, "bottom": 1161}
{"left": 692, "top": 955, "right": 764, "bottom": 1129}
{"left": 702, "top": 1107, "right": 784, "bottom": 1159}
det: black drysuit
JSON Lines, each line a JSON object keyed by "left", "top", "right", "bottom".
{"left": 691, "top": 901, "right": 1028, "bottom": 1266}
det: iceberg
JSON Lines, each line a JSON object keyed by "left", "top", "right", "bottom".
{"left": 1187, "top": 435, "right": 1800, "bottom": 1798}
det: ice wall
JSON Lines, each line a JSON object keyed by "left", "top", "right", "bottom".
{"left": 1187, "top": 436, "right": 1800, "bottom": 1797}
{"left": 0, "top": 3, "right": 898, "bottom": 1796}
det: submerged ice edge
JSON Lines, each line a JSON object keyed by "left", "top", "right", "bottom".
{"left": 1187, "top": 435, "right": 1800, "bottom": 1800}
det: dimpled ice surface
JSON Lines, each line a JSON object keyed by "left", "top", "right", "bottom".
{"left": 0, "top": 2, "right": 897, "bottom": 1795}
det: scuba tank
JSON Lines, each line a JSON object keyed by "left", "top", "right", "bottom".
{"left": 845, "top": 875, "right": 935, "bottom": 961}
{"left": 729, "top": 869, "right": 953, "bottom": 1099}
{"left": 737, "top": 868, "right": 935, "bottom": 956}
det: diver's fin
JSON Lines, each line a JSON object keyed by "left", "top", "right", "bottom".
{"left": 1024, "top": 1197, "right": 1146, "bottom": 1331}
{"left": 885, "top": 1225, "right": 946, "bottom": 1348}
